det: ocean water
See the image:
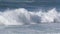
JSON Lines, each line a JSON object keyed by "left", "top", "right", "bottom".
{"left": 0, "top": 0, "right": 60, "bottom": 34}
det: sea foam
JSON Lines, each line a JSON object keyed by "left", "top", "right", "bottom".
{"left": 0, "top": 8, "right": 59, "bottom": 25}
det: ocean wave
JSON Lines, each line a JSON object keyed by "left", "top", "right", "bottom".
{"left": 0, "top": 8, "right": 60, "bottom": 26}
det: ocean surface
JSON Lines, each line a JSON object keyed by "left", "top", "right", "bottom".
{"left": 0, "top": 0, "right": 60, "bottom": 34}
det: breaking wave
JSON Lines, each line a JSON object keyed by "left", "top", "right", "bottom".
{"left": 0, "top": 8, "right": 60, "bottom": 25}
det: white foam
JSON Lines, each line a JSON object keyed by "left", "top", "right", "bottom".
{"left": 0, "top": 8, "right": 60, "bottom": 25}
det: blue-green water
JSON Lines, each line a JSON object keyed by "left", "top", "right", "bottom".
{"left": 0, "top": 0, "right": 60, "bottom": 10}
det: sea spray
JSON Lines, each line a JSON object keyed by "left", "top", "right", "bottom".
{"left": 0, "top": 8, "right": 59, "bottom": 25}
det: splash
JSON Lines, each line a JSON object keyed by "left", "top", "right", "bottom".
{"left": 0, "top": 8, "right": 60, "bottom": 25}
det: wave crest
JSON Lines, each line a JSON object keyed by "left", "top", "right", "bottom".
{"left": 0, "top": 8, "right": 60, "bottom": 25}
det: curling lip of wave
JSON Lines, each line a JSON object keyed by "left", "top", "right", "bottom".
{"left": 0, "top": 8, "right": 59, "bottom": 25}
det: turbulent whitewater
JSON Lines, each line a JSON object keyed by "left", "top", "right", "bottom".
{"left": 0, "top": 8, "right": 60, "bottom": 25}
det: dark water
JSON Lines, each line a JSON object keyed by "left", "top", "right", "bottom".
{"left": 0, "top": 0, "right": 60, "bottom": 10}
